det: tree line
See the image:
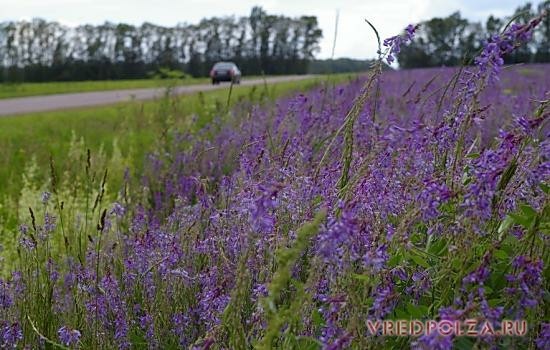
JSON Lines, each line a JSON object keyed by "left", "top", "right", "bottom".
{"left": 308, "top": 58, "right": 378, "bottom": 74}
{"left": 397, "top": 1, "right": 550, "bottom": 68}
{"left": 2, "top": 2, "right": 548, "bottom": 82}
{"left": 0, "top": 7, "right": 322, "bottom": 82}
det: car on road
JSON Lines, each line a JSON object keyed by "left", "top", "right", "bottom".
{"left": 210, "top": 62, "right": 241, "bottom": 84}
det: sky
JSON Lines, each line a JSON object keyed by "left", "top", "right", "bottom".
{"left": 0, "top": 0, "right": 544, "bottom": 59}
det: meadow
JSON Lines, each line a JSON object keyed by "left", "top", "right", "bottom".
{"left": 0, "top": 17, "right": 549, "bottom": 350}
{"left": 0, "top": 75, "right": 346, "bottom": 241}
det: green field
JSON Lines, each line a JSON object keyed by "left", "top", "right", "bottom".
{"left": 0, "top": 77, "right": 211, "bottom": 99}
{"left": 0, "top": 74, "right": 354, "bottom": 233}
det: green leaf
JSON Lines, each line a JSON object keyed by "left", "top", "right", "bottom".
{"left": 387, "top": 253, "right": 401, "bottom": 267}
{"left": 451, "top": 258, "right": 462, "bottom": 270}
{"left": 497, "top": 159, "right": 517, "bottom": 193}
{"left": 508, "top": 213, "right": 531, "bottom": 228}
{"left": 540, "top": 182, "right": 549, "bottom": 194}
{"left": 454, "top": 336, "right": 475, "bottom": 350}
{"left": 410, "top": 233, "right": 423, "bottom": 245}
{"left": 394, "top": 308, "right": 410, "bottom": 319}
{"left": 409, "top": 254, "right": 430, "bottom": 269}
{"left": 488, "top": 272, "right": 507, "bottom": 291}
{"left": 493, "top": 249, "right": 509, "bottom": 261}
{"left": 427, "top": 238, "right": 448, "bottom": 256}
{"left": 406, "top": 303, "right": 429, "bottom": 319}
{"left": 351, "top": 273, "right": 370, "bottom": 281}
{"left": 519, "top": 204, "right": 537, "bottom": 219}
{"left": 438, "top": 202, "right": 456, "bottom": 214}
{"left": 498, "top": 215, "right": 514, "bottom": 234}
{"left": 311, "top": 309, "right": 325, "bottom": 328}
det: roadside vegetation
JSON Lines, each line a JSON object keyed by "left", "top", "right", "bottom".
{"left": 0, "top": 77, "right": 209, "bottom": 99}
{"left": 0, "top": 74, "right": 352, "bottom": 242}
{"left": 0, "top": 12, "right": 548, "bottom": 350}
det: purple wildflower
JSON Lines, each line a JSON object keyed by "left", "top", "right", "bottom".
{"left": 371, "top": 281, "right": 397, "bottom": 318}
{"left": 58, "top": 326, "right": 81, "bottom": 347}
{"left": 0, "top": 280, "right": 13, "bottom": 309}
{"left": 504, "top": 255, "right": 543, "bottom": 317}
{"left": 250, "top": 183, "right": 281, "bottom": 233}
{"left": 536, "top": 323, "right": 550, "bottom": 350}
{"left": 406, "top": 270, "right": 432, "bottom": 302}
{"left": 383, "top": 24, "right": 419, "bottom": 65}
{"left": 139, "top": 313, "right": 156, "bottom": 346}
{"left": 110, "top": 202, "right": 126, "bottom": 217}
{"left": 172, "top": 312, "right": 192, "bottom": 347}
{"left": 417, "top": 180, "right": 452, "bottom": 220}
{"left": 363, "top": 244, "right": 389, "bottom": 272}
{"left": 41, "top": 191, "right": 51, "bottom": 204}
{"left": 1, "top": 322, "right": 23, "bottom": 348}
{"left": 412, "top": 330, "right": 453, "bottom": 350}
{"left": 319, "top": 295, "right": 347, "bottom": 347}
{"left": 324, "top": 332, "right": 353, "bottom": 350}
{"left": 43, "top": 213, "right": 57, "bottom": 235}
{"left": 476, "top": 14, "right": 546, "bottom": 82}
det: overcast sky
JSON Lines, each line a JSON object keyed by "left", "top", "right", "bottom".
{"left": 0, "top": 0, "right": 544, "bottom": 59}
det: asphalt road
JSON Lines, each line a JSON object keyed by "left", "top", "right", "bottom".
{"left": 0, "top": 75, "right": 314, "bottom": 117}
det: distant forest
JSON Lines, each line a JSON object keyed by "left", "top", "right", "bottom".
{"left": 398, "top": 1, "right": 550, "bottom": 68}
{"left": 1, "top": 2, "right": 549, "bottom": 82}
{"left": 0, "top": 7, "right": 322, "bottom": 82}
{"left": 308, "top": 58, "right": 376, "bottom": 74}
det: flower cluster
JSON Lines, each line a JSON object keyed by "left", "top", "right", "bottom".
{"left": 476, "top": 13, "right": 546, "bottom": 82}
{"left": 383, "top": 24, "right": 420, "bottom": 64}
{"left": 57, "top": 326, "right": 81, "bottom": 347}
{"left": 505, "top": 256, "right": 544, "bottom": 318}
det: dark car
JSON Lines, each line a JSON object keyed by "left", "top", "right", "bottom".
{"left": 210, "top": 62, "right": 241, "bottom": 84}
